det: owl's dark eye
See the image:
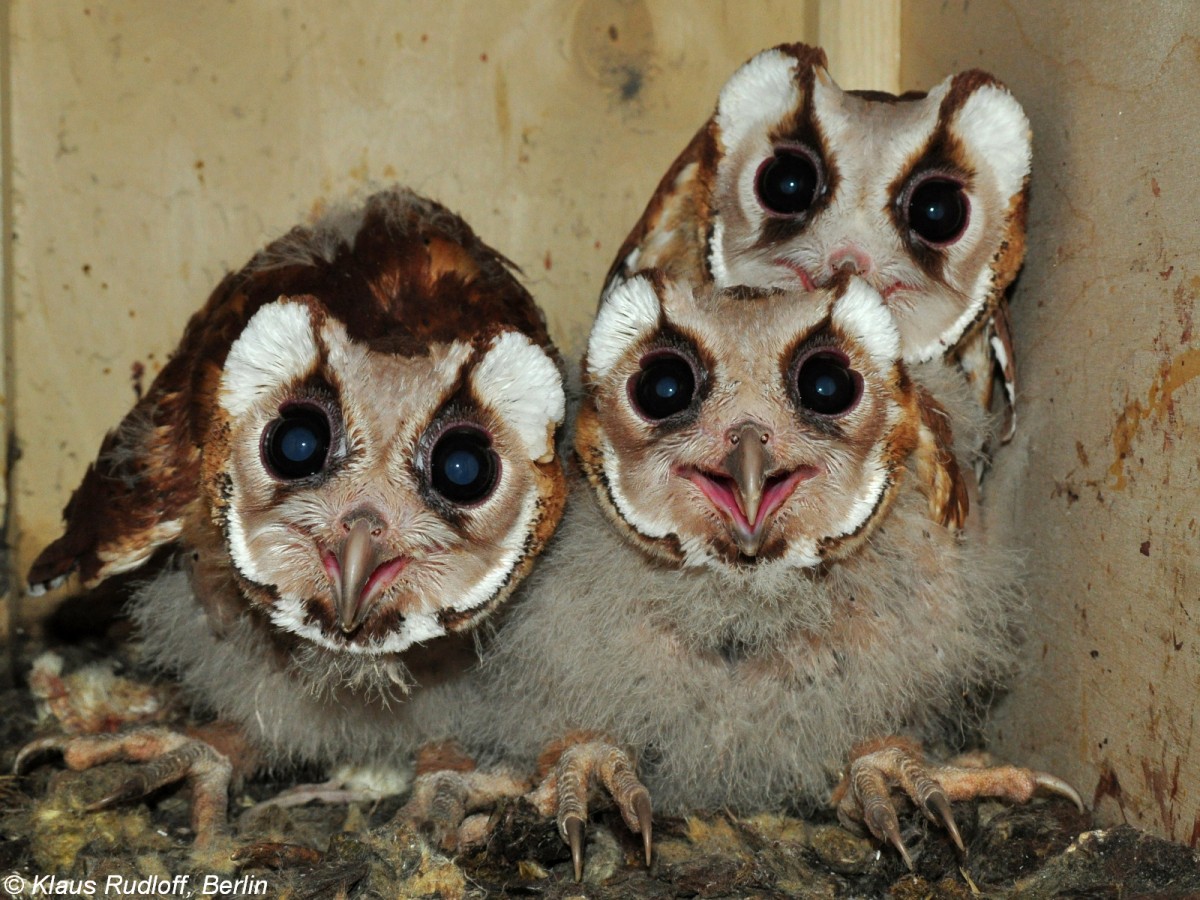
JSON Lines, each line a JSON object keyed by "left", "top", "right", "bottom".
{"left": 430, "top": 426, "right": 499, "bottom": 505}
{"left": 754, "top": 149, "right": 820, "bottom": 217}
{"left": 796, "top": 352, "right": 862, "bottom": 417}
{"left": 631, "top": 352, "right": 696, "bottom": 421}
{"left": 905, "top": 177, "right": 969, "bottom": 245}
{"left": 263, "top": 406, "right": 331, "bottom": 480}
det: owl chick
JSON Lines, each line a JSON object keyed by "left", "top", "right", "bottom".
{"left": 462, "top": 272, "right": 1076, "bottom": 874}
{"left": 609, "top": 42, "right": 1030, "bottom": 435}
{"left": 20, "top": 188, "right": 567, "bottom": 842}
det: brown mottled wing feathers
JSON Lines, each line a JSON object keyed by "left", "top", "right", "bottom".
{"left": 27, "top": 272, "right": 247, "bottom": 591}
{"left": 914, "top": 386, "right": 969, "bottom": 530}
{"left": 604, "top": 122, "right": 716, "bottom": 292}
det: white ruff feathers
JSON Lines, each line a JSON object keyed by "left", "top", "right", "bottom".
{"left": 219, "top": 300, "right": 319, "bottom": 418}
{"left": 473, "top": 332, "right": 565, "bottom": 463}
{"left": 588, "top": 276, "right": 662, "bottom": 380}
{"left": 832, "top": 278, "right": 901, "bottom": 364}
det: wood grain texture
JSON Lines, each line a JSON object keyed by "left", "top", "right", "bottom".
{"left": 902, "top": 0, "right": 1200, "bottom": 847}
{"left": 817, "top": 0, "right": 901, "bottom": 93}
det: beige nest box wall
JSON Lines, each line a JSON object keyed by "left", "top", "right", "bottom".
{"left": 3, "top": 0, "right": 1197, "bottom": 848}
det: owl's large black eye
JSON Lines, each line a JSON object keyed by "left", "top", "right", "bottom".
{"left": 796, "top": 352, "right": 862, "bottom": 417}
{"left": 631, "top": 353, "right": 696, "bottom": 421}
{"left": 263, "top": 406, "right": 331, "bottom": 480}
{"left": 430, "top": 427, "right": 499, "bottom": 505}
{"left": 754, "top": 149, "right": 820, "bottom": 217}
{"left": 905, "top": 177, "right": 969, "bottom": 245}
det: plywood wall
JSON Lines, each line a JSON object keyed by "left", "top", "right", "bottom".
{"left": 6, "top": 0, "right": 903, "bottom": 619}
{"left": 902, "top": 0, "right": 1200, "bottom": 845}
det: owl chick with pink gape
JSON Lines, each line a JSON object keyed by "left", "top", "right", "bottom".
{"left": 417, "top": 43, "right": 1082, "bottom": 877}
{"left": 18, "top": 188, "right": 568, "bottom": 845}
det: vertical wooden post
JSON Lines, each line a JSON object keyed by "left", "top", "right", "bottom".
{"left": 0, "top": 0, "right": 15, "bottom": 672}
{"left": 816, "top": 0, "right": 902, "bottom": 92}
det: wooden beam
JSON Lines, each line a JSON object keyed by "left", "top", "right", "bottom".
{"left": 816, "top": 0, "right": 901, "bottom": 92}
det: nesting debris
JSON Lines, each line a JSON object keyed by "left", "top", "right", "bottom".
{"left": 3, "top": 636, "right": 1200, "bottom": 898}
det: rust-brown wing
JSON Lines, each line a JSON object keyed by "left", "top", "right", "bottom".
{"left": 603, "top": 121, "right": 716, "bottom": 294}
{"left": 914, "top": 386, "right": 970, "bottom": 531}
{"left": 28, "top": 273, "right": 246, "bottom": 594}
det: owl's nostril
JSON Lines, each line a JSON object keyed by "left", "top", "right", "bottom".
{"left": 339, "top": 507, "right": 387, "bottom": 536}
{"left": 828, "top": 245, "right": 873, "bottom": 277}
{"left": 726, "top": 422, "right": 772, "bottom": 447}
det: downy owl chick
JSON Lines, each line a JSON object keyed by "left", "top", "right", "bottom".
{"left": 20, "top": 188, "right": 567, "bottom": 841}
{"left": 465, "top": 272, "right": 1076, "bottom": 873}
{"left": 609, "top": 42, "right": 1031, "bottom": 435}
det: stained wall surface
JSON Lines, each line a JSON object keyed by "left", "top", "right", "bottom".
{"left": 6, "top": 1, "right": 902, "bottom": 616}
{"left": 902, "top": 0, "right": 1200, "bottom": 844}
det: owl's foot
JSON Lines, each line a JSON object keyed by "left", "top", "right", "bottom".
{"left": 529, "top": 736, "right": 652, "bottom": 881}
{"left": 394, "top": 742, "right": 529, "bottom": 852}
{"left": 14, "top": 725, "right": 233, "bottom": 846}
{"left": 833, "top": 739, "right": 1083, "bottom": 868}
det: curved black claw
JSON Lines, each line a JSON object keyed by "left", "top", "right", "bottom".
{"left": 634, "top": 791, "right": 653, "bottom": 866}
{"left": 565, "top": 814, "right": 586, "bottom": 881}
{"left": 13, "top": 735, "right": 69, "bottom": 774}
{"left": 923, "top": 789, "right": 964, "bottom": 853}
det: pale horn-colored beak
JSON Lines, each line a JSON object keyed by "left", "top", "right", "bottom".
{"left": 336, "top": 519, "right": 379, "bottom": 634}
{"left": 322, "top": 515, "right": 410, "bottom": 636}
{"left": 723, "top": 421, "right": 772, "bottom": 556}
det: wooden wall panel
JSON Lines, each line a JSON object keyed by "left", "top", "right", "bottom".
{"left": 902, "top": 0, "right": 1200, "bottom": 845}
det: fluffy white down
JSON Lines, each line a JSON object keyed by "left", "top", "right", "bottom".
{"left": 128, "top": 568, "right": 474, "bottom": 771}
{"left": 443, "top": 363, "right": 1022, "bottom": 813}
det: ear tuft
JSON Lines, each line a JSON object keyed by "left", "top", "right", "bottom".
{"left": 715, "top": 48, "right": 804, "bottom": 153}
{"left": 953, "top": 83, "right": 1032, "bottom": 202}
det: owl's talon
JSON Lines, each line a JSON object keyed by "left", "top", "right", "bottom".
{"left": 887, "top": 825, "right": 914, "bottom": 871}
{"left": 86, "top": 779, "right": 141, "bottom": 811}
{"left": 14, "top": 726, "right": 232, "bottom": 845}
{"left": 634, "top": 791, "right": 653, "bottom": 865}
{"left": 544, "top": 739, "right": 652, "bottom": 879}
{"left": 859, "top": 783, "right": 909, "bottom": 867}
{"left": 13, "top": 734, "right": 70, "bottom": 774}
{"left": 398, "top": 771, "right": 470, "bottom": 850}
{"left": 565, "top": 814, "right": 586, "bottom": 881}
{"left": 924, "top": 789, "right": 964, "bottom": 852}
{"left": 837, "top": 741, "right": 1084, "bottom": 867}
{"left": 1035, "top": 772, "right": 1084, "bottom": 811}
{"left": 394, "top": 745, "right": 529, "bottom": 853}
